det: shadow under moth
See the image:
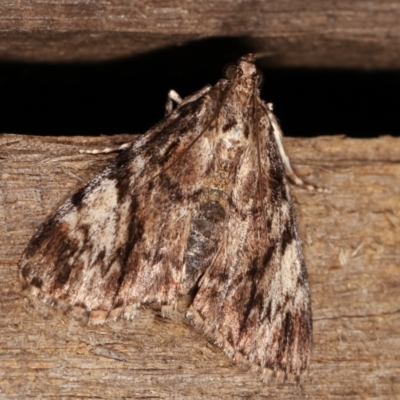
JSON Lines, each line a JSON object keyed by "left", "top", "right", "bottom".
{"left": 19, "top": 54, "right": 312, "bottom": 382}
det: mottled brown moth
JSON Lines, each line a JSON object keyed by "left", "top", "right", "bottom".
{"left": 20, "top": 54, "right": 312, "bottom": 381}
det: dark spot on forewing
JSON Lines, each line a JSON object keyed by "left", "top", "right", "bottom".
{"left": 243, "top": 122, "right": 250, "bottom": 138}
{"left": 222, "top": 118, "right": 237, "bottom": 133}
{"left": 264, "top": 300, "right": 272, "bottom": 322}
{"left": 281, "top": 223, "right": 294, "bottom": 254}
{"left": 199, "top": 201, "right": 226, "bottom": 223}
{"left": 267, "top": 165, "right": 284, "bottom": 205}
{"left": 73, "top": 301, "right": 87, "bottom": 310}
{"left": 53, "top": 263, "right": 72, "bottom": 288}
{"left": 95, "top": 250, "right": 106, "bottom": 267}
{"left": 113, "top": 299, "right": 124, "bottom": 309}
{"left": 264, "top": 126, "right": 286, "bottom": 205}
{"left": 71, "top": 186, "right": 86, "bottom": 207}
{"left": 238, "top": 279, "right": 258, "bottom": 335}
{"left": 30, "top": 276, "right": 43, "bottom": 289}
{"left": 226, "top": 329, "right": 234, "bottom": 347}
{"left": 111, "top": 149, "right": 134, "bottom": 203}
{"left": 262, "top": 245, "right": 275, "bottom": 268}
{"left": 183, "top": 201, "right": 226, "bottom": 290}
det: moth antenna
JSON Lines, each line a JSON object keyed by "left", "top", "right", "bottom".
{"left": 253, "top": 84, "right": 268, "bottom": 231}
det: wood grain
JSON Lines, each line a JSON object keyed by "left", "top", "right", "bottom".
{"left": 1, "top": 1, "right": 400, "bottom": 68}
{"left": 0, "top": 133, "right": 399, "bottom": 399}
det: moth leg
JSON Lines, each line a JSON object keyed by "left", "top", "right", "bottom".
{"left": 180, "top": 85, "right": 212, "bottom": 106}
{"left": 165, "top": 85, "right": 212, "bottom": 115}
{"left": 165, "top": 89, "right": 183, "bottom": 115}
{"left": 78, "top": 142, "right": 131, "bottom": 155}
{"left": 265, "top": 102, "right": 317, "bottom": 191}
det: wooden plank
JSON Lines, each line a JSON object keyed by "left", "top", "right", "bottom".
{"left": 0, "top": 133, "right": 399, "bottom": 398}
{"left": 1, "top": 1, "right": 400, "bottom": 68}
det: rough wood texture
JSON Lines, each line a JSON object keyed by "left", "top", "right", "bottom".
{"left": 0, "top": 133, "right": 399, "bottom": 399}
{"left": 1, "top": 1, "right": 400, "bottom": 68}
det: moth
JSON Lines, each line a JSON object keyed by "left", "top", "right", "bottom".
{"left": 20, "top": 54, "right": 312, "bottom": 381}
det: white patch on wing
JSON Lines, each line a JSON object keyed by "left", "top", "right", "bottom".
{"left": 281, "top": 241, "right": 300, "bottom": 295}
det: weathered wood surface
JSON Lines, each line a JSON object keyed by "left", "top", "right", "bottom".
{"left": 1, "top": 1, "right": 400, "bottom": 68}
{"left": 0, "top": 133, "right": 399, "bottom": 399}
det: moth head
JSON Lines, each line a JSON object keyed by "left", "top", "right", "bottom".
{"left": 224, "top": 54, "right": 263, "bottom": 88}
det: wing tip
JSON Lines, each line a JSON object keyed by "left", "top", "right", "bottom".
{"left": 186, "top": 307, "right": 310, "bottom": 384}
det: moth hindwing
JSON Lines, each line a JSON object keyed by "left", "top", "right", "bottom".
{"left": 20, "top": 54, "right": 312, "bottom": 381}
